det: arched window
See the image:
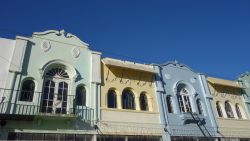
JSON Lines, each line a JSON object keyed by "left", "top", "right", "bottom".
{"left": 107, "top": 89, "right": 117, "bottom": 108}
{"left": 166, "top": 96, "right": 173, "bottom": 113}
{"left": 76, "top": 86, "right": 86, "bottom": 106}
{"left": 177, "top": 84, "right": 192, "bottom": 113}
{"left": 46, "top": 68, "right": 69, "bottom": 78}
{"left": 225, "top": 101, "right": 234, "bottom": 118}
{"left": 216, "top": 101, "right": 223, "bottom": 117}
{"left": 41, "top": 67, "right": 70, "bottom": 114}
{"left": 139, "top": 92, "right": 148, "bottom": 111}
{"left": 235, "top": 103, "right": 242, "bottom": 119}
{"left": 122, "top": 89, "right": 135, "bottom": 110}
{"left": 196, "top": 99, "right": 203, "bottom": 115}
{"left": 20, "top": 80, "right": 35, "bottom": 102}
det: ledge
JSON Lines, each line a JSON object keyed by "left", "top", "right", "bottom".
{"left": 101, "top": 107, "right": 159, "bottom": 114}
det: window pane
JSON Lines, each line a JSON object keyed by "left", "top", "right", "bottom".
{"left": 216, "top": 102, "right": 223, "bottom": 117}
{"left": 166, "top": 96, "right": 173, "bottom": 113}
{"left": 122, "top": 89, "right": 135, "bottom": 110}
{"left": 108, "top": 90, "right": 117, "bottom": 108}
{"left": 140, "top": 93, "right": 148, "bottom": 111}
{"left": 76, "top": 86, "right": 86, "bottom": 106}
{"left": 236, "top": 104, "right": 242, "bottom": 119}
{"left": 20, "top": 80, "right": 35, "bottom": 102}
{"left": 225, "top": 101, "right": 234, "bottom": 118}
{"left": 197, "top": 100, "right": 203, "bottom": 115}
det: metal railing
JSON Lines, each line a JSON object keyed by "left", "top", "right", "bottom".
{"left": 0, "top": 88, "right": 94, "bottom": 121}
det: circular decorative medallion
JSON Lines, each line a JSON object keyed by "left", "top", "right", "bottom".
{"left": 244, "top": 80, "right": 249, "bottom": 88}
{"left": 72, "top": 47, "right": 80, "bottom": 58}
{"left": 165, "top": 74, "right": 171, "bottom": 80}
{"left": 41, "top": 40, "right": 51, "bottom": 52}
{"left": 190, "top": 77, "right": 197, "bottom": 83}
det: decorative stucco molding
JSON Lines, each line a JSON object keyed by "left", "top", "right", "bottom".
{"left": 153, "top": 60, "right": 195, "bottom": 72}
{"left": 38, "top": 59, "right": 77, "bottom": 81}
{"left": 33, "top": 29, "right": 89, "bottom": 47}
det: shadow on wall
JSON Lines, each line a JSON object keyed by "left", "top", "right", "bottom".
{"left": 22, "top": 41, "right": 35, "bottom": 76}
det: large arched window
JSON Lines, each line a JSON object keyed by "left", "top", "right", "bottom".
{"left": 122, "top": 89, "right": 135, "bottom": 110}
{"left": 166, "top": 96, "right": 173, "bottom": 113}
{"left": 41, "top": 67, "right": 70, "bottom": 114}
{"left": 235, "top": 103, "right": 242, "bottom": 119}
{"left": 139, "top": 92, "right": 148, "bottom": 111}
{"left": 216, "top": 101, "right": 223, "bottom": 117}
{"left": 225, "top": 101, "right": 234, "bottom": 118}
{"left": 196, "top": 99, "right": 203, "bottom": 115}
{"left": 19, "top": 80, "right": 35, "bottom": 102}
{"left": 177, "top": 84, "right": 192, "bottom": 113}
{"left": 107, "top": 89, "right": 117, "bottom": 108}
{"left": 76, "top": 86, "right": 86, "bottom": 106}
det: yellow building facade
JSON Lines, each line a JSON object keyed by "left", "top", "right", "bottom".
{"left": 97, "top": 58, "right": 162, "bottom": 140}
{"left": 207, "top": 77, "right": 250, "bottom": 140}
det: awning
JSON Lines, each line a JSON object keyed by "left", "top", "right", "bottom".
{"left": 207, "top": 77, "right": 243, "bottom": 88}
{"left": 102, "top": 58, "right": 156, "bottom": 74}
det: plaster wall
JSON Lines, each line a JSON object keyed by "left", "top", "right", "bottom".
{"left": 154, "top": 62, "right": 219, "bottom": 139}
{"left": 100, "top": 61, "right": 162, "bottom": 136}
{"left": 208, "top": 82, "right": 250, "bottom": 138}
{"left": 0, "top": 38, "right": 15, "bottom": 89}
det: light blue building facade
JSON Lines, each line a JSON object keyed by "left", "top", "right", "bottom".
{"left": 238, "top": 72, "right": 250, "bottom": 117}
{"left": 153, "top": 61, "right": 219, "bottom": 141}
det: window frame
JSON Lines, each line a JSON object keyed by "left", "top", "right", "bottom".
{"left": 166, "top": 96, "right": 174, "bottom": 113}
{"left": 216, "top": 101, "right": 223, "bottom": 117}
{"left": 122, "top": 89, "right": 135, "bottom": 110}
{"left": 19, "top": 79, "right": 35, "bottom": 102}
{"left": 177, "top": 85, "right": 192, "bottom": 113}
{"left": 76, "top": 85, "right": 86, "bottom": 106}
{"left": 225, "top": 101, "right": 235, "bottom": 118}
{"left": 139, "top": 92, "right": 149, "bottom": 111}
{"left": 107, "top": 89, "right": 117, "bottom": 108}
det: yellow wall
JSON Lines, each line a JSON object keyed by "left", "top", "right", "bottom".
{"left": 99, "top": 61, "right": 161, "bottom": 135}
{"left": 208, "top": 82, "right": 250, "bottom": 138}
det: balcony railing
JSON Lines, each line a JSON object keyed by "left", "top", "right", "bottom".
{"left": 0, "top": 88, "right": 94, "bottom": 121}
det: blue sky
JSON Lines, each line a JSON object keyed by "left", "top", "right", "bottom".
{"left": 0, "top": 0, "right": 250, "bottom": 80}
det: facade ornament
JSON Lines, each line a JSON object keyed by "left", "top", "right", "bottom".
{"left": 41, "top": 40, "right": 51, "bottom": 52}
{"left": 72, "top": 47, "right": 81, "bottom": 58}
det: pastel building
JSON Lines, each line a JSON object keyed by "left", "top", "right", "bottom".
{"left": 154, "top": 61, "right": 219, "bottom": 141}
{"left": 98, "top": 58, "right": 162, "bottom": 141}
{"left": 207, "top": 77, "right": 250, "bottom": 140}
{"left": 0, "top": 30, "right": 101, "bottom": 140}
{"left": 238, "top": 72, "right": 250, "bottom": 116}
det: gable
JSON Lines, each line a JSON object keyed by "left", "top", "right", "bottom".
{"left": 32, "top": 29, "right": 89, "bottom": 48}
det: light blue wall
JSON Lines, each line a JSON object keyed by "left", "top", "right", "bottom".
{"left": 238, "top": 73, "right": 250, "bottom": 117}
{"left": 154, "top": 61, "right": 219, "bottom": 140}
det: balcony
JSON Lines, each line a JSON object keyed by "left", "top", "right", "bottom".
{"left": 0, "top": 88, "right": 94, "bottom": 122}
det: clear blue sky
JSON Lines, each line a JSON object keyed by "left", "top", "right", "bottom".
{"left": 0, "top": 0, "right": 250, "bottom": 80}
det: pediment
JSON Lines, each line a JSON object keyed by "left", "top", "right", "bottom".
{"left": 158, "top": 60, "right": 194, "bottom": 72}
{"left": 32, "top": 30, "right": 89, "bottom": 48}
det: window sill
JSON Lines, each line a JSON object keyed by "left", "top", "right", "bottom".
{"left": 101, "top": 107, "right": 159, "bottom": 114}
{"left": 217, "top": 117, "right": 249, "bottom": 121}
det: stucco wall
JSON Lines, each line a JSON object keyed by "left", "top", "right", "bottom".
{"left": 0, "top": 38, "right": 15, "bottom": 89}
{"left": 100, "top": 61, "right": 161, "bottom": 135}
{"left": 154, "top": 62, "right": 218, "bottom": 139}
{"left": 208, "top": 81, "right": 250, "bottom": 138}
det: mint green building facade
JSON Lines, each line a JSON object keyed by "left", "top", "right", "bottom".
{"left": 0, "top": 30, "right": 101, "bottom": 140}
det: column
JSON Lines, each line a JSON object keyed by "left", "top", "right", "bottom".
{"left": 117, "top": 93, "right": 122, "bottom": 109}
{"left": 135, "top": 95, "right": 140, "bottom": 110}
